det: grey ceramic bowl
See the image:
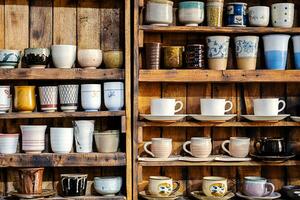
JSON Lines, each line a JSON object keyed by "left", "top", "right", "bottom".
{"left": 0, "top": 49, "right": 21, "bottom": 68}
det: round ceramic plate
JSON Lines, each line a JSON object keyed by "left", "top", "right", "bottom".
{"left": 140, "top": 114, "right": 187, "bottom": 122}
{"left": 291, "top": 116, "right": 300, "bottom": 122}
{"left": 179, "top": 155, "right": 217, "bottom": 162}
{"left": 241, "top": 114, "right": 290, "bottom": 122}
{"left": 214, "top": 155, "right": 251, "bottom": 162}
{"left": 9, "top": 189, "right": 56, "bottom": 199}
{"left": 138, "top": 155, "right": 180, "bottom": 162}
{"left": 189, "top": 114, "right": 237, "bottom": 122}
{"left": 250, "top": 153, "right": 295, "bottom": 163}
{"left": 139, "top": 190, "right": 182, "bottom": 200}
{"left": 191, "top": 191, "right": 235, "bottom": 200}
{"left": 236, "top": 191, "right": 281, "bottom": 199}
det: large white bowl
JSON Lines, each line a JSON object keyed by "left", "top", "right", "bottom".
{"left": 50, "top": 127, "right": 73, "bottom": 153}
{"left": 0, "top": 134, "right": 19, "bottom": 154}
{"left": 20, "top": 125, "right": 47, "bottom": 154}
{"left": 94, "top": 176, "right": 122, "bottom": 196}
{"left": 51, "top": 45, "right": 76, "bottom": 68}
{"left": 78, "top": 49, "right": 102, "bottom": 69}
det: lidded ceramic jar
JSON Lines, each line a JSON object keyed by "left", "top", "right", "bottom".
{"left": 145, "top": 0, "right": 173, "bottom": 26}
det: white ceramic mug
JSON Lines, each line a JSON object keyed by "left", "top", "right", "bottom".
{"left": 0, "top": 86, "right": 10, "bottom": 113}
{"left": 81, "top": 84, "right": 101, "bottom": 112}
{"left": 144, "top": 138, "right": 172, "bottom": 158}
{"left": 50, "top": 128, "right": 74, "bottom": 153}
{"left": 200, "top": 99, "right": 233, "bottom": 115}
{"left": 253, "top": 98, "right": 286, "bottom": 116}
{"left": 271, "top": 3, "right": 294, "bottom": 28}
{"left": 151, "top": 99, "right": 183, "bottom": 116}
{"left": 183, "top": 137, "right": 212, "bottom": 158}
{"left": 73, "top": 120, "right": 94, "bottom": 153}
{"left": 222, "top": 137, "right": 250, "bottom": 158}
{"left": 104, "top": 82, "right": 124, "bottom": 111}
{"left": 248, "top": 6, "right": 270, "bottom": 27}
{"left": 148, "top": 176, "right": 180, "bottom": 197}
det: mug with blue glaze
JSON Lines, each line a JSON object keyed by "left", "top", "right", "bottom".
{"left": 179, "top": 1, "right": 205, "bottom": 26}
{"left": 235, "top": 36, "right": 259, "bottom": 70}
{"left": 292, "top": 36, "right": 300, "bottom": 69}
{"left": 206, "top": 36, "right": 230, "bottom": 70}
{"left": 226, "top": 2, "right": 247, "bottom": 27}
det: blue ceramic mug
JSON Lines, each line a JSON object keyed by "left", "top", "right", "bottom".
{"left": 227, "top": 2, "right": 248, "bottom": 27}
{"left": 292, "top": 36, "right": 300, "bottom": 69}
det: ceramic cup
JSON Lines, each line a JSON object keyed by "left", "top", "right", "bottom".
{"left": 222, "top": 137, "right": 250, "bottom": 158}
{"left": 206, "top": 1, "right": 224, "bottom": 27}
{"left": 243, "top": 176, "right": 275, "bottom": 197}
{"left": 104, "top": 82, "right": 124, "bottom": 111}
{"left": 21, "top": 125, "right": 47, "bottom": 154}
{"left": 81, "top": 84, "right": 101, "bottom": 112}
{"left": 163, "top": 46, "right": 184, "bottom": 69}
{"left": 179, "top": 1, "right": 204, "bottom": 26}
{"left": 94, "top": 130, "right": 119, "bottom": 153}
{"left": 183, "top": 137, "right": 212, "bottom": 158}
{"left": 292, "top": 36, "right": 300, "bottom": 69}
{"left": 185, "top": 44, "right": 205, "bottom": 69}
{"left": 0, "top": 49, "right": 21, "bottom": 68}
{"left": 51, "top": 45, "right": 76, "bottom": 68}
{"left": 271, "top": 3, "right": 294, "bottom": 28}
{"left": 151, "top": 98, "right": 183, "bottom": 116}
{"left": 14, "top": 86, "right": 36, "bottom": 113}
{"left": 78, "top": 49, "right": 102, "bottom": 69}
{"left": 24, "top": 48, "right": 50, "bottom": 68}
{"left": 253, "top": 98, "right": 286, "bottom": 116}
{"left": 206, "top": 36, "right": 230, "bottom": 70}
{"left": 0, "top": 134, "right": 19, "bottom": 154}
{"left": 50, "top": 127, "right": 73, "bottom": 153}
{"left": 202, "top": 176, "right": 228, "bottom": 197}
{"left": 39, "top": 86, "right": 58, "bottom": 113}
{"left": 254, "top": 137, "right": 286, "bottom": 156}
{"left": 73, "top": 120, "right": 94, "bottom": 153}
{"left": 235, "top": 36, "right": 259, "bottom": 70}
{"left": 226, "top": 2, "right": 247, "bottom": 27}
{"left": 144, "top": 138, "right": 172, "bottom": 158}
{"left": 263, "top": 34, "right": 290, "bottom": 70}
{"left": 200, "top": 99, "right": 233, "bottom": 115}
{"left": 0, "top": 86, "right": 10, "bottom": 113}
{"left": 103, "top": 50, "right": 123, "bottom": 69}
{"left": 146, "top": 0, "right": 173, "bottom": 26}
{"left": 148, "top": 176, "right": 180, "bottom": 197}
{"left": 59, "top": 84, "right": 79, "bottom": 112}
{"left": 61, "top": 174, "right": 87, "bottom": 197}
{"left": 18, "top": 168, "right": 44, "bottom": 194}
{"left": 248, "top": 6, "right": 270, "bottom": 27}
{"left": 94, "top": 176, "right": 122, "bottom": 196}
{"left": 145, "top": 42, "right": 161, "bottom": 69}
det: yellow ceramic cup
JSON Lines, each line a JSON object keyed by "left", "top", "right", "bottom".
{"left": 202, "top": 176, "right": 227, "bottom": 197}
{"left": 103, "top": 50, "right": 123, "bottom": 69}
{"left": 14, "top": 86, "right": 36, "bottom": 113}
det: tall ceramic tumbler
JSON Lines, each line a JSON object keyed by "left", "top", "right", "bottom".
{"left": 145, "top": 43, "right": 161, "bottom": 69}
{"left": 263, "top": 34, "right": 290, "bottom": 70}
{"left": 74, "top": 120, "right": 95, "bottom": 153}
{"left": 235, "top": 36, "right": 259, "bottom": 70}
{"left": 206, "top": 36, "right": 230, "bottom": 70}
{"left": 104, "top": 82, "right": 124, "bottom": 111}
{"left": 0, "top": 86, "right": 10, "bottom": 113}
{"left": 206, "top": 0, "right": 224, "bottom": 27}
{"left": 292, "top": 36, "right": 300, "bottom": 69}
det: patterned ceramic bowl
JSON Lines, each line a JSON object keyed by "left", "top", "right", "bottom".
{"left": 0, "top": 49, "right": 21, "bottom": 69}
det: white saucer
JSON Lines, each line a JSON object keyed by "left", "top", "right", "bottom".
{"left": 179, "top": 155, "right": 217, "bottom": 162}
{"left": 189, "top": 114, "right": 237, "bottom": 122}
{"left": 241, "top": 114, "right": 290, "bottom": 122}
{"left": 138, "top": 156, "right": 179, "bottom": 162}
{"left": 236, "top": 192, "right": 281, "bottom": 199}
{"left": 191, "top": 191, "right": 235, "bottom": 200}
{"left": 139, "top": 191, "right": 182, "bottom": 200}
{"left": 140, "top": 114, "right": 187, "bottom": 122}
{"left": 291, "top": 116, "right": 300, "bottom": 122}
{"left": 214, "top": 155, "right": 251, "bottom": 162}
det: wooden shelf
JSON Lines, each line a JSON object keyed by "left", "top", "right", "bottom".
{"left": 0, "top": 153, "right": 126, "bottom": 167}
{"left": 0, "top": 69, "right": 124, "bottom": 80}
{"left": 46, "top": 196, "right": 126, "bottom": 200}
{"left": 139, "top": 70, "right": 300, "bottom": 83}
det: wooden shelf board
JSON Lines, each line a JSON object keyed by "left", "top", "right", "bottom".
{"left": 47, "top": 196, "right": 126, "bottom": 200}
{"left": 0, "top": 153, "right": 126, "bottom": 167}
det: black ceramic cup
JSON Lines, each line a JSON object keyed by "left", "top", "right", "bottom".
{"left": 254, "top": 137, "right": 286, "bottom": 156}
{"left": 185, "top": 44, "right": 205, "bottom": 69}
{"left": 61, "top": 174, "right": 87, "bottom": 196}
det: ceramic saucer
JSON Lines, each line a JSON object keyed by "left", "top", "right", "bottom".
{"left": 214, "top": 155, "right": 251, "bottom": 162}
{"left": 191, "top": 191, "right": 235, "bottom": 200}
{"left": 9, "top": 189, "right": 56, "bottom": 199}
{"left": 241, "top": 114, "right": 290, "bottom": 122}
{"left": 291, "top": 116, "right": 300, "bottom": 122}
{"left": 189, "top": 114, "right": 237, "bottom": 122}
{"left": 139, "top": 190, "right": 182, "bottom": 200}
{"left": 236, "top": 191, "right": 281, "bottom": 199}
{"left": 140, "top": 114, "right": 187, "bottom": 122}
{"left": 250, "top": 153, "right": 295, "bottom": 163}
{"left": 138, "top": 155, "right": 179, "bottom": 162}
{"left": 179, "top": 155, "right": 217, "bottom": 162}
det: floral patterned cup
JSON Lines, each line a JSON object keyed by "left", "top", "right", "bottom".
{"left": 235, "top": 36, "right": 259, "bottom": 70}
{"left": 206, "top": 36, "right": 230, "bottom": 70}
{"left": 104, "top": 82, "right": 124, "bottom": 111}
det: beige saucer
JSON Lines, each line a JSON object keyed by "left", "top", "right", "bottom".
{"left": 291, "top": 116, "right": 300, "bottom": 122}
{"left": 191, "top": 191, "right": 235, "bottom": 200}
{"left": 241, "top": 114, "right": 290, "bottom": 122}
{"left": 138, "top": 155, "right": 180, "bottom": 162}
{"left": 189, "top": 114, "right": 237, "bottom": 122}
{"left": 139, "top": 190, "right": 182, "bottom": 200}
{"left": 214, "top": 155, "right": 251, "bottom": 162}
{"left": 140, "top": 114, "right": 187, "bottom": 122}
{"left": 179, "top": 155, "right": 217, "bottom": 162}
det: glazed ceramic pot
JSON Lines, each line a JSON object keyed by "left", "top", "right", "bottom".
{"left": 21, "top": 125, "right": 47, "bottom": 154}
{"left": 81, "top": 84, "right": 101, "bottom": 112}
{"left": 248, "top": 6, "right": 270, "bottom": 27}
{"left": 104, "top": 82, "right": 124, "bottom": 111}
{"left": 206, "top": 0, "right": 224, "bottom": 27}
{"left": 148, "top": 176, "right": 180, "bottom": 197}
{"left": 94, "top": 176, "right": 122, "bottom": 196}
{"left": 226, "top": 2, "right": 247, "bottom": 27}
{"left": 103, "top": 50, "right": 123, "bottom": 69}
{"left": 243, "top": 176, "right": 275, "bottom": 197}
{"left": 206, "top": 36, "right": 230, "bottom": 70}
{"left": 145, "top": 0, "right": 173, "bottom": 26}
{"left": 235, "top": 36, "right": 259, "bottom": 70}
{"left": 271, "top": 3, "right": 294, "bottom": 28}
{"left": 163, "top": 46, "right": 184, "bottom": 69}
{"left": 202, "top": 176, "right": 228, "bottom": 197}
{"left": 0, "top": 86, "right": 10, "bottom": 113}
{"left": 39, "top": 86, "right": 58, "bottom": 112}
{"left": 0, "top": 134, "right": 19, "bottom": 154}
{"left": 179, "top": 1, "right": 204, "bottom": 26}
{"left": 14, "top": 86, "right": 36, "bottom": 113}
{"left": 51, "top": 45, "right": 76, "bottom": 68}
{"left": 18, "top": 168, "right": 44, "bottom": 194}
{"left": 50, "top": 127, "right": 73, "bottom": 153}
{"left": 58, "top": 85, "right": 79, "bottom": 112}
{"left": 24, "top": 48, "right": 50, "bottom": 68}
{"left": 78, "top": 49, "right": 102, "bottom": 69}
{"left": 145, "top": 42, "right": 161, "bottom": 69}
{"left": 0, "top": 49, "right": 21, "bottom": 68}
{"left": 185, "top": 44, "right": 205, "bottom": 69}
{"left": 292, "top": 36, "right": 300, "bottom": 69}
{"left": 74, "top": 120, "right": 94, "bottom": 153}
{"left": 61, "top": 174, "right": 87, "bottom": 197}
{"left": 94, "top": 130, "right": 119, "bottom": 153}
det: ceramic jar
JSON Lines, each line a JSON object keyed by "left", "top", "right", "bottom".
{"left": 21, "top": 125, "right": 47, "bottom": 154}
{"left": 61, "top": 174, "right": 87, "bottom": 196}
{"left": 163, "top": 46, "right": 184, "bottom": 69}
{"left": 74, "top": 120, "right": 94, "bottom": 153}
{"left": 94, "top": 130, "right": 119, "bottom": 153}
{"left": 51, "top": 45, "right": 76, "bottom": 68}
{"left": 39, "top": 86, "right": 58, "bottom": 112}
{"left": 148, "top": 176, "right": 180, "bottom": 197}
{"left": 78, "top": 49, "right": 102, "bottom": 69}
{"left": 24, "top": 48, "right": 50, "bottom": 68}
{"left": 226, "top": 2, "right": 247, "bottom": 27}
{"left": 248, "top": 6, "right": 270, "bottom": 27}
{"left": 179, "top": 1, "right": 204, "bottom": 26}
{"left": 145, "top": 0, "right": 173, "bottom": 26}
{"left": 292, "top": 36, "right": 300, "bottom": 69}
{"left": 94, "top": 176, "right": 122, "bottom": 196}
{"left": 0, "top": 50, "right": 21, "bottom": 68}
{"left": 50, "top": 128, "right": 73, "bottom": 153}
{"left": 206, "top": 36, "right": 230, "bottom": 70}
{"left": 145, "top": 42, "right": 161, "bottom": 69}
{"left": 206, "top": 0, "right": 224, "bottom": 27}
{"left": 18, "top": 168, "right": 44, "bottom": 194}
{"left": 103, "top": 50, "right": 123, "bottom": 69}
{"left": 104, "top": 82, "right": 124, "bottom": 111}
{"left": 81, "top": 84, "right": 101, "bottom": 112}
{"left": 14, "top": 86, "right": 36, "bottom": 113}
{"left": 271, "top": 3, "right": 294, "bottom": 28}
{"left": 59, "top": 84, "right": 79, "bottom": 112}
{"left": 0, "top": 134, "right": 19, "bottom": 154}
{"left": 202, "top": 176, "right": 228, "bottom": 197}
{"left": 185, "top": 44, "right": 205, "bottom": 69}
{"left": 0, "top": 86, "right": 10, "bottom": 113}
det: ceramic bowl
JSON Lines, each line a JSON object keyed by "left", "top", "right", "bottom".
{"left": 51, "top": 45, "right": 76, "bottom": 68}
{"left": 94, "top": 176, "right": 122, "bottom": 196}
{"left": 104, "top": 82, "right": 124, "bottom": 111}
{"left": 0, "top": 49, "right": 21, "bottom": 68}
{"left": 78, "top": 49, "right": 102, "bottom": 69}
{"left": 0, "top": 134, "right": 19, "bottom": 154}
{"left": 20, "top": 125, "right": 47, "bottom": 154}
{"left": 61, "top": 174, "right": 88, "bottom": 197}
{"left": 24, "top": 48, "right": 50, "bottom": 68}
{"left": 50, "top": 127, "right": 73, "bottom": 153}
{"left": 145, "top": 0, "right": 173, "bottom": 26}
{"left": 179, "top": 1, "right": 205, "bottom": 26}
{"left": 94, "top": 130, "right": 119, "bottom": 153}
{"left": 103, "top": 50, "right": 123, "bottom": 69}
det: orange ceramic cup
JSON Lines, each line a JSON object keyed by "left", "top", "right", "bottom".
{"left": 14, "top": 86, "right": 36, "bottom": 112}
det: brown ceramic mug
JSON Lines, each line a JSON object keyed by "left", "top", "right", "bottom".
{"left": 163, "top": 46, "right": 184, "bottom": 69}
{"left": 18, "top": 168, "right": 44, "bottom": 194}
{"left": 145, "top": 42, "right": 161, "bottom": 69}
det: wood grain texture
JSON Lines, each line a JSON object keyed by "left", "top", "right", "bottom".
{"left": 138, "top": 161, "right": 300, "bottom": 166}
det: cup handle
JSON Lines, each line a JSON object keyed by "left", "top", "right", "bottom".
{"left": 183, "top": 141, "right": 193, "bottom": 156}
{"left": 278, "top": 100, "right": 286, "bottom": 113}
{"left": 174, "top": 101, "right": 183, "bottom": 113}
{"left": 144, "top": 142, "right": 155, "bottom": 157}
{"left": 224, "top": 101, "right": 233, "bottom": 113}
{"left": 221, "top": 140, "right": 231, "bottom": 156}
{"left": 170, "top": 181, "right": 180, "bottom": 195}
{"left": 254, "top": 140, "right": 262, "bottom": 154}
{"left": 264, "top": 182, "right": 275, "bottom": 197}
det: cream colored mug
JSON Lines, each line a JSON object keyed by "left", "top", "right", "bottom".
{"left": 183, "top": 137, "right": 212, "bottom": 158}
{"left": 202, "top": 176, "right": 228, "bottom": 197}
{"left": 148, "top": 176, "right": 180, "bottom": 197}
{"left": 222, "top": 137, "right": 250, "bottom": 158}
{"left": 144, "top": 138, "right": 172, "bottom": 158}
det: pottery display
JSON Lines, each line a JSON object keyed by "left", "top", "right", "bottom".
{"left": 151, "top": 98, "right": 183, "bottom": 116}
{"left": 0, "top": 134, "right": 19, "bottom": 154}
{"left": 77, "top": 49, "right": 102, "bottom": 69}
{"left": 222, "top": 137, "right": 250, "bottom": 158}
{"left": 144, "top": 138, "right": 172, "bottom": 158}
{"left": 271, "top": 3, "right": 294, "bottom": 28}
{"left": 148, "top": 176, "right": 180, "bottom": 197}
{"left": 94, "top": 130, "right": 119, "bottom": 153}
{"left": 74, "top": 120, "right": 94, "bottom": 153}
{"left": 94, "top": 176, "right": 122, "bottom": 196}
{"left": 226, "top": 2, "right": 247, "bottom": 27}
{"left": 145, "top": 0, "right": 173, "bottom": 26}
{"left": 163, "top": 46, "right": 184, "bottom": 69}
{"left": 21, "top": 125, "right": 47, "bottom": 154}
{"left": 39, "top": 86, "right": 58, "bottom": 112}
{"left": 183, "top": 137, "right": 212, "bottom": 158}
{"left": 243, "top": 176, "right": 275, "bottom": 197}
{"left": 0, "top": 49, "right": 21, "bottom": 68}
{"left": 51, "top": 45, "right": 76, "bottom": 68}
{"left": 50, "top": 127, "right": 73, "bottom": 153}
{"left": 200, "top": 99, "right": 233, "bottom": 115}
{"left": 263, "top": 34, "right": 290, "bottom": 70}
{"left": 14, "top": 86, "right": 36, "bottom": 113}
{"left": 253, "top": 98, "right": 286, "bottom": 116}
{"left": 248, "top": 6, "right": 270, "bottom": 27}
{"left": 235, "top": 36, "right": 259, "bottom": 70}
{"left": 254, "top": 137, "right": 286, "bottom": 156}
{"left": 61, "top": 174, "right": 87, "bottom": 196}
{"left": 0, "top": 86, "right": 10, "bottom": 113}
{"left": 18, "top": 168, "right": 44, "bottom": 194}
{"left": 292, "top": 36, "right": 300, "bottom": 69}
{"left": 206, "top": 0, "right": 224, "bottom": 27}
{"left": 24, "top": 48, "right": 50, "bottom": 68}
{"left": 179, "top": 1, "right": 204, "bottom": 26}
{"left": 206, "top": 36, "right": 230, "bottom": 70}
{"left": 103, "top": 50, "right": 123, "bottom": 69}
{"left": 185, "top": 44, "right": 205, "bottom": 69}
{"left": 202, "top": 176, "right": 227, "bottom": 197}
{"left": 58, "top": 84, "right": 79, "bottom": 112}
{"left": 145, "top": 42, "right": 161, "bottom": 69}
{"left": 81, "top": 84, "right": 101, "bottom": 112}
{"left": 104, "top": 82, "right": 124, "bottom": 111}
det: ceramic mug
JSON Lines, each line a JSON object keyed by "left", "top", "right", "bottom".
{"left": 200, "top": 99, "right": 233, "bottom": 115}
{"left": 148, "top": 176, "right": 180, "bottom": 197}
{"left": 59, "top": 84, "right": 79, "bottom": 112}
{"left": 144, "top": 138, "right": 172, "bottom": 158}
{"left": 179, "top": 1, "right": 204, "bottom": 26}
{"left": 185, "top": 44, "right": 205, "bottom": 69}
{"left": 39, "top": 86, "right": 58, "bottom": 113}
{"left": 163, "top": 46, "right": 184, "bottom": 69}
{"left": 248, "top": 6, "right": 270, "bottom": 27}
{"left": 292, "top": 36, "right": 300, "bottom": 69}
{"left": 0, "top": 134, "right": 19, "bottom": 154}
{"left": 0, "top": 86, "right": 10, "bottom": 113}
{"left": 235, "top": 36, "right": 259, "bottom": 70}
{"left": 73, "top": 120, "right": 94, "bottom": 153}
{"left": 271, "top": 3, "right": 294, "bottom": 28}
{"left": 18, "top": 168, "right": 44, "bottom": 194}
{"left": 253, "top": 98, "right": 286, "bottom": 116}
{"left": 14, "top": 86, "right": 36, "bottom": 113}
{"left": 254, "top": 137, "right": 286, "bottom": 156}
{"left": 183, "top": 137, "right": 212, "bottom": 158}
{"left": 50, "top": 127, "right": 73, "bottom": 154}
{"left": 145, "top": 42, "right": 161, "bottom": 69}
{"left": 151, "top": 98, "right": 183, "bottom": 116}
{"left": 145, "top": 0, "right": 173, "bottom": 26}
{"left": 51, "top": 45, "right": 76, "bottom": 68}
{"left": 202, "top": 176, "right": 228, "bottom": 197}
{"left": 243, "top": 176, "right": 275, "bottom": 197}
{"left": 206, "top": 1, "right": 224, "bottom": 27}
{"left": 226, "top": 2, "right": 247, "bottom": 27}
{"left": 104, "top": 82, "right": 124, "bottom": 111}
{"left": 61, "top": 174, "right": 88, "bottom": 197}
{"left": 81, "top": 84, "right": 101, "bottom": 112}
{"left": 222, "top": 137, "right": 250, "bottom": 158}
{"left": 206, "top": 36, "right": 230, "bottom": 70}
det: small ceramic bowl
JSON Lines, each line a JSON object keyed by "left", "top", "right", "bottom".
{"left": 51, "top": 45, "right": 76, "bottom": 68}
{"left": 0, "top": 134, "right": 19, "bottom": 154}
{"left": 0, "top": 49, "right": 21, "bottom": 68}
{"left": 61, "top": 174, "right": 88, "bottom": 197}
{"left": 78, "top": 49, "right": 102, "bottom": 69}
{"left": 94, "top": 176, "right": 122, "bottom": 196}
{"left": 103, "top": 50, "right": 123, "bottom": 69}
{"left": 24, "top": 48, "right": 50, "bottom": 68}
{"left": 94, "top": 130, "right": 119, "bottom": 153}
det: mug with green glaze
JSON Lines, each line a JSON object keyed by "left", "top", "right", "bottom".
{"left": 163, "top": 46, "right": 184, "bottom": 69}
